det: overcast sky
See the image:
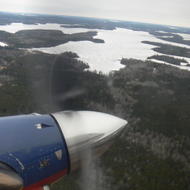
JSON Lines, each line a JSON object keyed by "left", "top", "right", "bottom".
{"left": 0, "top": 0, "right": 189, "bottom": 27}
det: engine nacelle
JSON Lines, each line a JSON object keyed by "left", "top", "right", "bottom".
{"left": 0, "top": 111, "right": 127, "bottom": 190}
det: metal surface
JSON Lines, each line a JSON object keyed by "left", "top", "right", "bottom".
{"left": 52, "top": 111, "right": 127, "bottom": 171}
{"left": 0, "top": 114, "right": 69, "bottom": 187}
{"left": 0, "top": 111, "right": 127, "bottom": 189}
{"left": 0, "top": 163, "right": 23, "bottom": 190}
{"left": 43, "top": 185, "right": 50, "bottom": 190}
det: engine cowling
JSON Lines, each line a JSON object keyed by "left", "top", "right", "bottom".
{"left": 0, "top": 111, "right": 127, "bottom": 190}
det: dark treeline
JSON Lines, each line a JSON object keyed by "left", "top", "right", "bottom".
{"left": 0, "top": 49, "right": 190, "bottom": 189}
{"left": 1, "top": 11, "right": 190, "bottom": 34}
{"left": 149, "top": 31, "right": 190, "bottom": 46}
{"left": 0, "top": 30, "right": 104, "bottom": 48}
{"left": 148, "top": 54, "right": 188, "bottom": 66}
{"left": 142, "top": 41, "right": 190, "bottom": 58}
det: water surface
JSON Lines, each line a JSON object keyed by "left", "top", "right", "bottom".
{"left": 31, "top": 28, "right": 190, "bottom": 73}
{"left": 0, "top": 23, "right": 96, "bottom": 34}
{"left": 1, "top": 23, "right": 190, "bottom": 73}
{"left": 0, "top": 42, "right": 8, "bottom": 47}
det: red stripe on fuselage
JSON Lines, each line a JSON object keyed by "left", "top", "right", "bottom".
{"left": 23, "top": 169, "right": 68, "bottom": 190}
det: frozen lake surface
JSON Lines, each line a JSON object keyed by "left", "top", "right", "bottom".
{"left": 0, "top": 42, "right": 8, "bottom": 47}
{"left": 32, "top": 28, "right": 156, "bottom": 73}
{"left": 177, "top": 33, "right": 190, "bottom": 41}
{"left": 30, "top": 27, "right": 190, "bottom": 73}
{"left": 0, "top": 23, "right": 190, "bottom": 73}
{"left": 0, "top": 23, "right": 97, "bottom": 34}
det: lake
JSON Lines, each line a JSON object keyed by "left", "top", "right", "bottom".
{"left": 0, "top": 23, "right": 190, "bottom": 73}
{"left": 0, "top": 42, "right": 7, "bottom": 47}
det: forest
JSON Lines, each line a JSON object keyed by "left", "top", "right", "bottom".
{"left": 0, "top": 47, "right": 190, "bottom": 189}
{"left": 0, "top": 30, "right": 104, "bottom": 48}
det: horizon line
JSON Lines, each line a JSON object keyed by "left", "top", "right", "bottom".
{"left": 0, "top": 10, "right": 190, "bottom": 29}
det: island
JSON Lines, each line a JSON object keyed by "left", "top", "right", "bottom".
{"left": 0, "top": 11, "right": 190, "bottom": 190}
{"left": 0, "top": 30, "right": 104, "bottom": 48}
